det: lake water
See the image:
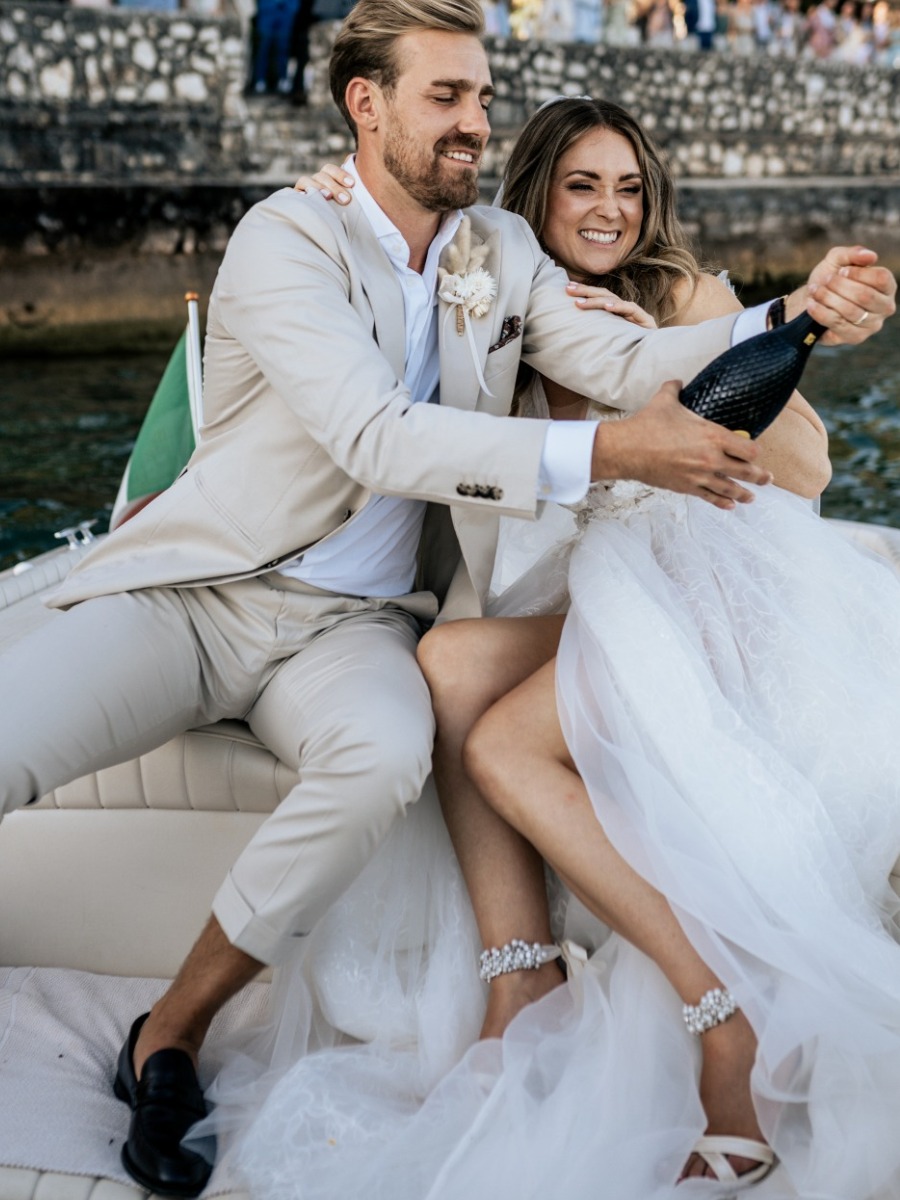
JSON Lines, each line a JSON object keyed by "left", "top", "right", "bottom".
{"left": 1, "top": 352, "right": 169, "bottom": 571}
{"left": 1, "top": 314, "right": 899, "bottom": 572}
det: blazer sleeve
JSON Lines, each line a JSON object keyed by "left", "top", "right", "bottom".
{"left": 212, "top": 192, "right": 548, "bottom": 520}
{"left": 512, "top": 219, "right": 739, "bottom": 410}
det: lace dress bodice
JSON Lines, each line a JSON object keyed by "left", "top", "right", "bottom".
{"left": 487, "top": 377, "right": 681, "bottom": 616}
{"left": 521, "top": 375, "right": 681, "bottom": 529}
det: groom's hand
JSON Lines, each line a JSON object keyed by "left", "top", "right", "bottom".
{"left": 786, "top": 246, "right": 897, "bottom": 346}
{"left": 590, "top": 381, "right": 774, "bottom": 510}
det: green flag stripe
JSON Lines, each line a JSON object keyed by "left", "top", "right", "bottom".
{"left": 126, "top": 331, "right": 196, "bottom": 501}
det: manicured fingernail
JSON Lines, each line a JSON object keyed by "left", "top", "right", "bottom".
{"left": 575, "top": 297, "right": 587, "bottom": 305}
{"left": 322, "top": 189, "right": 332, "bottom": 199}
{"left": 566, "top": 282, "right": 578, "bottom": 289}
{"left": 343, "top": 177, "right": 353, "bottom": 185}
{"left": 839, "top": 266, "right": 850, "bottom": 277}
{"left": 338, "top": 192, "right": 350, "bottom": 203}
{"left": 808, "top": 283, "right": 818, "bottom": 296}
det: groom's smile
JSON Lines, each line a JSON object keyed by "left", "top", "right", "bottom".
{"left": 377, "top": 29, "right": 493, "bottom": 212}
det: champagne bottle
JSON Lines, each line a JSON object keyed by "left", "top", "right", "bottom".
{"left": 679, "top": 310, "right": 826, "bottom": 438}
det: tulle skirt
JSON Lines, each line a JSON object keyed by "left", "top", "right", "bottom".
{"left": 219, "top": 485, "right": 900, "bottom": 1200}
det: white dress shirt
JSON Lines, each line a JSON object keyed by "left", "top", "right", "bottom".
{"left": 281, "top": 160, "right": 773, "bottom": 596}
{"left": 280, "top": 163, "right": 461, "bottom": 595}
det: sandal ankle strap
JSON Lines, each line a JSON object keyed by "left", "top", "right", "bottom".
{"left": 689, "top": 1136, "right": 776, "bottom": 1186}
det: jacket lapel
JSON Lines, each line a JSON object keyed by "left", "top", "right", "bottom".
{"left": 438, "top": 219, "right": 501, "bottom": 412}
{"left": 343, "top": 203, "right": 407, "bottom": 383}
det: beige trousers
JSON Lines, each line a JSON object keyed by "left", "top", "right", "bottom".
{"left": 0, "top": 574, "right": 437, "bottom": 964}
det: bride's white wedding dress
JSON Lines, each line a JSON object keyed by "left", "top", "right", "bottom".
{"left": 205, "top": 394, "right": 900, "bottom": 1200}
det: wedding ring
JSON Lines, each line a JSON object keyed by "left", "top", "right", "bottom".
{"left": 853, "top": 310, "right": 870, "bottom": 325}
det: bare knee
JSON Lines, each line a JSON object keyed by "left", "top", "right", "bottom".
{"left": 463, "top": 655, "right": 567, "bottom": 830}
{"left": 462, "top": 702, "right": 523, "bottom": 825}
{"left": 419, "top": 615, "right": 562, "bottom": 729}
{"left": 417, "top": 620, "right": 485, "bottom": 699}
{"left": 417, "top": 620, "right": 501, "bottom": 732}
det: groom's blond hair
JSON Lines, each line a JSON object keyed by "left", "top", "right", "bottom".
{"left": 330, "top": 0, "right": 485, "bottom": 136}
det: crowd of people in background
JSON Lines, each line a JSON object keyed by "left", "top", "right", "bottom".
{"left": 244, "top": 0, "right": 898, "bottom": 100}
{"left": 484, "top": 0, "right": 899, "bottom": 62}
{"left": 60, "top": 0, "right": 900, "bottom": 70}
{"left": 248, "top": 0, "right": 356, "bottom": 99}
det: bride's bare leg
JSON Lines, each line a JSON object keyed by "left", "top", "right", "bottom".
{"left": 418, "top": 616, "right": 566, "bottom": 1038}
{"left": 464, "top": 659, "right": 766, "bottom": 1179}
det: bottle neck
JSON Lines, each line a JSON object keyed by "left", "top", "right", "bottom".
{"left": 781, "top": 309, "right": 828, "bottom": 346}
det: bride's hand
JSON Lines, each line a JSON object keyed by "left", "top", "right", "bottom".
{"left": 565, "top": 282, "right": 657, "bottom": 329}
{"left": 294, "top": 163, "right": 355, "bottom": 204}
{"left": 787, "top": 245, "right": 896, "bottom": 345}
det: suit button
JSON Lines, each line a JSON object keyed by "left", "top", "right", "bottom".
{"left": 488, "top": 486, "right": 504, "bottom": 501}
{"left": 456, "top": 483, "right": 475, "bottom": 496}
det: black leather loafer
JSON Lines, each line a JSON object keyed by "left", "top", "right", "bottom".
{"left": 113, "top": 1012, "right": 215, "bottom": 1198}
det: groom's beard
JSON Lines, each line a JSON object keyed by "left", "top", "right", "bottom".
{"left": 384, "top": 127, "right": 482, "bottom": 212}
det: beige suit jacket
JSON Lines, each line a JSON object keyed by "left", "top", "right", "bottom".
{"left": 50, "top": 189, "right": 736, "bottom": 619}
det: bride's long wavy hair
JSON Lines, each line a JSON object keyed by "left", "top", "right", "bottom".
{"left": 499, "top": 97, "right": 702, "bottom": 326}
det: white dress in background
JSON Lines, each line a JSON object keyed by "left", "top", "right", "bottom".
{"left": 211, "top": 387, "right": 900, "bottom": 1200}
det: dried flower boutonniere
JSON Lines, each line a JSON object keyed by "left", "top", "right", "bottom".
{"left": 437, "top": 216, "right": 499, "bottom": 396}
{"left": 438, "top": 216, "right": 498, "bottom": 336}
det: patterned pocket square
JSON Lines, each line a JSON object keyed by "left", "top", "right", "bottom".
{"left": 489, "top": 315, "right": 522, "bottom": 353}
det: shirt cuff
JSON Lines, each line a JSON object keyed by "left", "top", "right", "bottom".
{"left": 732, "top": 302, "right": 769, "bottom": 344}
{"left": 538, "top": 421, "right": 595, "bottom": 504}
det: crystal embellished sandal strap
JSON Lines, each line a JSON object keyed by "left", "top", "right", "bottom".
{"left": 683, "top": 986, "right": 738, "bottom": 1035}
{"left": 478, "top": 939, "right": 562, "bottom": 983}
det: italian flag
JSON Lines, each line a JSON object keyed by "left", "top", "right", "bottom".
{"left": 110, "top": 295, "right": 203, "bottom": 530}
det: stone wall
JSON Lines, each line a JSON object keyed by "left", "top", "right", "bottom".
{"left": 0, "top": 2, "right": 246, "bottom": 180}
{"left": 297, "top": 31, "right": 900, "bottom": 184}
{"left": 292, "top": 25, "right": 900, "bottom": 185}
{"left": 677, "top": 178, "right": 900, "bottom": 283}
{"left": 2, "top": 5, "right": 899, "bottom": 184}
{"left": 477, "top": 39, "right": 900, "bottom": 182}
{"left": 1, "top": 183, "right": 267, "bottom": 351}
{"left": 2, "top": 3, "right": 899, "bottom": 348}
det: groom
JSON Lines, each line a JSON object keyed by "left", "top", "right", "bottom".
{"left": 0, "top": 0, "right": 894, "bottom": 1194}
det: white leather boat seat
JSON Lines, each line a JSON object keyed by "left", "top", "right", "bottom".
{"left": 1, "top": 721, "right": 289, "bottom": 979}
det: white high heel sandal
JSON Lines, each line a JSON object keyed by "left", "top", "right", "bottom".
{"left": 679, "top": 988, "right": 777, "bottom": 1192}
{"left": 685, "top": 1135, "right": 776, "bottom": 1190}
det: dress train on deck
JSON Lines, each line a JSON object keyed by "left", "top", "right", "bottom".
{"left": 208, "top": 469, "right": 900, "bottom": 1200}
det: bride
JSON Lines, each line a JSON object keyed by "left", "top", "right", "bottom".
{"left": 220, "top": 100, "right": 900, "bottom": 1199}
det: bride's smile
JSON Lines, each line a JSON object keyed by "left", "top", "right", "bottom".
{"left": 542, "top": 126, "right": 645, "bottom": 280}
